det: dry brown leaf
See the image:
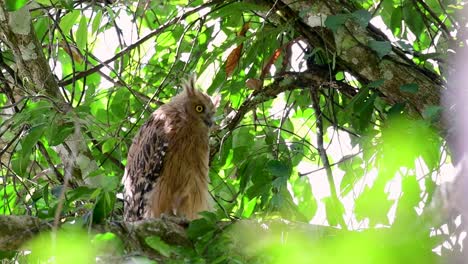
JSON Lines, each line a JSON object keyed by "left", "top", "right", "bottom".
{"left": 225, "top": 23, "right": 251, "bottom": 77}
{"left": 260, "top": 48, "right": 282, "bottom": 79}
{"left": 59, "top": 41, "right": 84, "bottom": 64}
{"left": 238, "top": 22, "right": 250, "bottom": 37}
{"left": 225, "top": 44, "right": 243, "bottom": 77}
{"left": 245, "top": 78, "right": 263, "bottom": 90}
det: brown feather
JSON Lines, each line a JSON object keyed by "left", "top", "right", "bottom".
{"left": 122, "top": 76, "right": 216, "bottom": 221}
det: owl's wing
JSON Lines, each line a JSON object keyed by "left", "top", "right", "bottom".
{"left": 122, "top": 114, "right": 168, "bottom": 221}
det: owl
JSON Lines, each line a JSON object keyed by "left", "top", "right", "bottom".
{"left": 122, "top": 76, "right": 217, "bottom": 221}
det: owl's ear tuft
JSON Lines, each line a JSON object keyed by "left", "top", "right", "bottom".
{"left": 182, "top": 74, "right": 197, "bottom": 96}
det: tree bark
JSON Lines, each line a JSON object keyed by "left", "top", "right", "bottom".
{"left": 0, "top": 2, "right": 98, "bottom": 185}
{"left": 267, "top": 0, "right": 442, "bottom": 116}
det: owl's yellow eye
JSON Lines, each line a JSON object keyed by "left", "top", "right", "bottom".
{"left": 195, "top": 105, "right": 204, "bottom": 113}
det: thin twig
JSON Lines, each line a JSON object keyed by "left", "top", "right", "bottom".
{"left": 36, "top": 141, "right": 64, "bottom": 183}
{"left": 57, "top": 0, "right": 226, "bottom": 87}
{"left": 310, "top": 86, "right": 348, "bottom": 230}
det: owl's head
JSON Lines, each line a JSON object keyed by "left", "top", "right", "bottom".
{"left": 176, "top": 76, "right": 218, "bottom": 128}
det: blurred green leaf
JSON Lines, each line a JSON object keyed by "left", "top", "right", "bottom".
{"left": 92, "top": 191, "right": 115, "bottom": 224}
{"left": 5, "top": 0, "right": 28, "bottom": 11}
{"left": 323, "top": 197, "right": 345, "bottom": 227}
{"left": 390, "top": 7, "right": 403, "bottom": 36}
{"left": 76, "top": 15, "right": 88, "bottom": 51}
{"left": 0, "top": 186, "right": 16, "bottom": 214}
{"left": 403, "top": 3, "right": 424, "bottom": 38}
{"left": 145, "top": 236, "right": 174, "bottom": 257}
{"left": 339, "top": 156, "right": 364, "bottom": 196}
{"left": 400, "top": 83, "right": 419, "bottom": 94}
{"left": 351, "top": 10, "right": 371, "bottom": 28}
{"left": 27, "top": 229, "right": 97, "bottom": 263}
{"left": 45, "top": 118, "right": 74, "bottom": 146}
{"left": 267, "top": 160, "right": 290, "bottom": 178}
{"left": 355, "top": 183, "right": 392, "bottom": 226}
{"left": 93, "top": 232, "right": 124, "bottom": 256}
{"left": 324, "top": 14, "right": 349, "bottom": 32}
{"left": 92, "top": 10, "right": 103, "bottom": 34}
{"left": 368, "top": 40, "right": 392, "bottom": 59}
{"left": 59, "top": 11, "right": 80, "bottom": 34}
{"left": 422, "top": 105, "right": 442, "bottom": 122}
{"left": 187, "top": 217, "right": 216, "bottom": 241}
{"left": 293, "top": 176, "right": 317, "bottom": 221}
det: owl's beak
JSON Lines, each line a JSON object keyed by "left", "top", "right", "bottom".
{"left": 203, "top": 116, "right": 214, "bottom": 127}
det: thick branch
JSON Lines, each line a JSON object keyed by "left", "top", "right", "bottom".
{"left": 270, "top": 0, "right": 442, "bottom": 115}
{"left": 0, "top": 3, "right": 61, "bottom": 98}
{"left": 0, "top": 215, "right": 189, "bottom": 257}
{"left": 0, "top": 215, "right": 340, "bottom": 261}
{"left": 0, "top": 214, "right": 447, "bottom": 262}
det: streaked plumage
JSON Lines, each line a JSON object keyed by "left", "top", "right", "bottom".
{"left": 122, "top": 76, "right": 216, "bottom": 221}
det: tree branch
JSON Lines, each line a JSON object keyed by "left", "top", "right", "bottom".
{"left": 210, "top": 69, "right": 350, "bottom": 160}
{"left": 269, "top": 0, "right": 443, "bottom": 115}
{"left": 57, "top": 0, "right": 226, "bottom": 87}
{"left": 310, "top": 86, "right": 348, "bottom": 230}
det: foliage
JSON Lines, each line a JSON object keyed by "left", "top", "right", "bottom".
{"left": 0, "top": 0, "right": 463, "bottom": 262}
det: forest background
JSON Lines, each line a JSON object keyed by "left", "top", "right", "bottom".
{"left": 0, "top": 0, "right": 466, "bottom": 263}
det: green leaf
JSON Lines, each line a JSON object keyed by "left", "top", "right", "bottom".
{"left": 232, "top": 126, "right": 254, "bottom": 148}
{"left": 93, "top": 233, "right": 124, "bottom": 255}
{"left": 43, "top": 183, "right": 50, "bottom": 207}
{"left": 400, "top": 176, "right": 420, "bottom": 208}
{"left": 241, "top": 197, "right": 257, "bottom": 218}
{"left": 0, "top": 250, "right": 16, "bottom": 259}
{"left": 187, "top": 217, "right": 215, "bottom": 240}
{"left": 145, "top": 236, "right": 173, "bottom": 257}
{"left": 266, "top": 160, "right": 290, "bottom": 177}
{"left": 354, "top": 183, "right": 392, "bottom": 226}
{"left": 35, "top": 0, "right": 58, "bottom": 5}
{"left": 12, "top": 124, "right": 47, "bottom": 176}
{"left": 387, "top": 102, "right": 406, "bottom": 116}
{"left": 351, "top": 10, "right": 371, "bottom": 28}
{"left": 92, "top": 10, "right": 103, "bottom": 34}
{"left": 92, "top": 191, "right": 115, "bottom": 224}
{"left": 293, "top": 177, "right": 317, "bottom": 221}
{"left": 323, "top": 197, "right": 345, "bottom": 227}
{"left": 368, "top": 40, "right": 392, "bottom": 59}
{"left": 208, "top": 2, "right": 267, "bottom": 20}
{"left": 400, "top": 83, "right": 419, "bottom": 94}
{"left": 76, "top": 16, "right": 88, "bottom": 51}
{"left": 12, "top": 155, "right": 28, "bottom": 176}
{"left": 67, "top": 186, "right": 99, "bottom": 203}
{"left": 34, "top": 16, "right": 49, "bottom": 41}
{"left": 422, "top": 105, "right": 442, "bottom": 122}
{"left": 390, "top": 7, "right": 403, "bottom": 36}
{"left": 22, "top": 125, "right": 46, "bottom": 156}
{"left": 239, "top": 155, "right": 269, "bottom": 193}
{"left": 339, "top": 156, "right": 364, "bottom": 196}
{"left": 46, "top": 119, "right": 74, "bottom": 146}
{"left": 0, "top": 186, "right": 16, "bottom": 214}
{"left": 5, "top": 0, "right": 28, "bottom": 11}
{"left": 110, "top": 89, "right": 130, "bottom": 119}
{"left": 403, "top": 3, "right": 424, "bottom": 37}
{"left": 59, "top": 0, "right": 73, "bottom": 9}
{"left": 102, "top": 138, "right": 117, "bottom": 153}
{"left": 357, "top": 93, "right": 377, "bottom": 132}
{"left": 367, "top": 79, "right": 385, "bottom": 88}
{"left": 59, "top": 11, "right": 80, "bottom": 34}
{"left": 324, "top": 14, "right": 349, "bottom": 32}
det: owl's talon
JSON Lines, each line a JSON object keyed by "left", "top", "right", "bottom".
{"left": 160, "top": 214, "right": 189, "bottom": 227}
